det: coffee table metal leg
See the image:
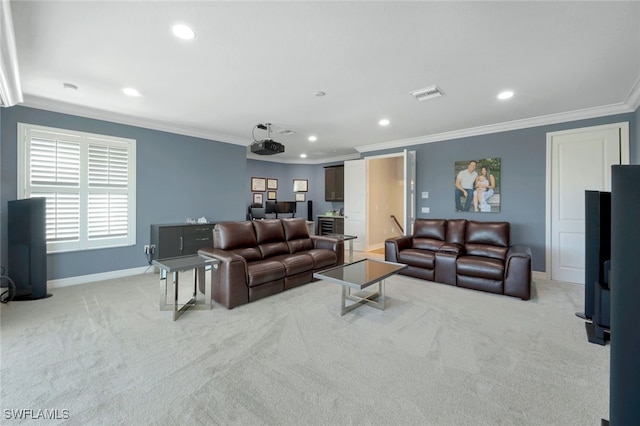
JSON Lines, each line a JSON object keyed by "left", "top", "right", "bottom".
{"left": 340, "top": 280, "right": 386, "bottom": 315}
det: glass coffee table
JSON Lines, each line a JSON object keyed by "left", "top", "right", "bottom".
{"left": 313, "top": 259, "right": 407, "bottom": 316}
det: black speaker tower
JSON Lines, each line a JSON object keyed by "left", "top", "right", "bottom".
{"left": 610, "top": 165, "right": 640, "bottom": 424}
{"left": 8, "top": 198, "right": 50, "bottom": 300}
{"left": 307, "top": 200, "right": 313, "bottom": 222}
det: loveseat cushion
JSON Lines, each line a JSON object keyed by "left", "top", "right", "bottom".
{"left": 398, "top": 248, "right": 436, "bottom": 269}
{"left": 464, "top": 221, "right": 509, "bottom": 260}
{"left": 247, "top": 259, "right": 286, "bottom": 287}
{"left": 253, "top": 219, "right": 289, "bottom": 258}
{"left": 214, "top": 221, "right": 262, "bottom": 261}
{"left": 282, "top": 218, "right": 314, "bottom": 253}
{"left": 456, "top": 256, "right": 504, "bottom": 280}
{"left": 412, "top": 219, "right": 446, "bottom": 251}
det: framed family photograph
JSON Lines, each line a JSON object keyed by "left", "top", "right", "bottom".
{"left": 251, "top": 177, "right": 266, "bottom": 192}
{"left": 454, "top": 158, "right": 501, "bottom": 213}
{"left": 293, "top": 179, "right": 308, "bottom": 192}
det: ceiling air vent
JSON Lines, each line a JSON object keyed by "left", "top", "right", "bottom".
{"left": 410, "top": 85, "right": 444, "bottom": 102}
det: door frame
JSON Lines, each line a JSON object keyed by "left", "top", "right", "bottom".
{"left": 544, "top": 121, "right": 629, "bottom": 281}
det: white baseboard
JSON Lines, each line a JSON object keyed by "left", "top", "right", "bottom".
{"left": 48, "top": 266, "right": 154, "bottom": 289}
{"left": 532, "top": 271, "right": 548, "bottom": 281}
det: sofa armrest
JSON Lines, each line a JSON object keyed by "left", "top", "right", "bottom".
{"left": 311, "top": 236, "right": 345, "bottom": 265}
{"left": 504, "top": 244, "right": 532, "bottom": 300}
{"left": 384, "top": 235, "right": 412, "bottom": 262}
{"left": 198, "top": 248, "right": 249, "bottom": 309}
{"left": 439, "top": 242, "right": 464, "bottom": 255}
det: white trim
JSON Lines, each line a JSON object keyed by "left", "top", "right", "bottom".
{"left": 356, "top": 102, "right": 634, "bottom": 154}
{"left": 545, "top": 122, "right": 629, "bottom": 282}
{"left": 532, "top": 271, "right": 548, "bottom": 282}
{"left": 625, "top": 75, "right": 640, "bottom": 111}
{"left": 246, "top": 151, "right": 361, "bottom": 165}
{"left": 0, "top": 0, "right": 22, "bottom": 106}
{"left": 48, "top": 266, "right": 152, "bottom": 289}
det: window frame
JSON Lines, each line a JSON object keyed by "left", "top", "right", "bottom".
{"left": 17, "top": 123, "right": 137, "bottom": 253}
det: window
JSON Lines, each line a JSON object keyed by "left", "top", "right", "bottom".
{"left": 17, "top": 123, "right": 136, "bottom": 253}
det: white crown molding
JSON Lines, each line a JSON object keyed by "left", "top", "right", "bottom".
{"left": 356, "top": 102, "right": 636, "bottom": 153}
{"left": 0, "top": 1, "right": 23, "bottom": 107}
{"left": 21, "top": 94, "right": 249, "bottom": 146}
{"left": 625, "top": 75, "right": 640, "bottom": 111}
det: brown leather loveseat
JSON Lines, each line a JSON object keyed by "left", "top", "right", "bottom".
{"left": 198, "top": 218, "right": 344, "bottom": 309}
{"left": 385, "top": 219, "right": 531, "bottom": 300}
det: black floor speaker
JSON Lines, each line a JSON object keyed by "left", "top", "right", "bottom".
{"left": 8, "top": 198, "right": 50, "bottom": 300}
{"left": 610, "top": 165, "right": 640, "bottom": 424}
{"left": 307, "top": 200, "right": 313, "bottom": 221}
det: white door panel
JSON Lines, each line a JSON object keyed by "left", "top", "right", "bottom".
{"left": 549, "top": 124, "right": 628, "bottom": 283}
{"left": 344, "top": 159, "right": 366, "bottom": 252}
{"left": 403, "top": 150, "right": 416, "bottom": 235}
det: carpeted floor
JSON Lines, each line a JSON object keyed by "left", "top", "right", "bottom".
{"left": 0, "top": 257, "right": 609, "bottom": 425}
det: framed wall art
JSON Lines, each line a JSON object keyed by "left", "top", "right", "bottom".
{"left": 454, "top": 158, "right": 501, "bottom": 213}
{"left": 295, "top": 193, "right": 305, "bottom": 202}
{"left": 267, "top": 191, "right": 277, "bottom": 200}
{"left": 251, "top": 177, "right": 266, "bottom": 192}
{"left": 293, "top": 179, "right": 308, "bottom": 192}
{"left": 253, "top": 193, "right": 263, "bottom": 205}
{"left": 267, "top": 178, "right": 278, "bottom": 190}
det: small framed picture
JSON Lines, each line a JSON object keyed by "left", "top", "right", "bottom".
{"left": 267, "top": 178, "right": 278, "bottom": 190}
{"left": 295, "top": 193, "right": 305, "bottom": 202}
{"left": 267, "top": 191, "right": 277, "bottom": 200}
{"left": 293, "top": 179, "right": 308, "bottom": 192}
{"left": 251, "top": 177, "right": 266, "bottom": 192}
{"left": 253, "top": 193, "right": 263, "bottom": 205}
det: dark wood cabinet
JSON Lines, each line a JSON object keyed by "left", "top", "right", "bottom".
{"left": 325, "top": 165, "right": 344, "bottom": 201}
{"left": 150, "top": 223, "right": 215, "bottom": 260}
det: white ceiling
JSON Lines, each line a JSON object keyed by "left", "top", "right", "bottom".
{"left": 8, "top": 1, "right": 640, "bottom": 163}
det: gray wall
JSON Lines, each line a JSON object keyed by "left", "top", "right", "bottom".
{"left": 1, "top": 106, "right": 247, "bottom": 279}
{"left": 246, "top": 159, "right": 345, "bottom": 223}
{"left": 365, "top": 112, "right": 638, "bottom": 272}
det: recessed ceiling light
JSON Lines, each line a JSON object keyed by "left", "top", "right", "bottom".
{"left": 308, "top": 135, "right": 317, "bottom": 142}
{"left": 497, "top": 90, "right": 514, "bottom": 100}
{"left": 63, "top": 82, "right": 78, "bottom": 90}
{"left": 314, "top": 91, "right": 326, "bottom": 97}
{"left": 172, "top": 24, "right": 195, "bottom": 40}
{"left": 122, "top": 87, "right": 141, "bottom": 97}
{"left": 379, "top": 119, "right": 390, "bottom": 126}
{"left": 300, "top": 154, "right": 307, "bottom": 158}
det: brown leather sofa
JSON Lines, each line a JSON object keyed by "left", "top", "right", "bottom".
{"left": 198, "top": 218, "right": 344, "bottom": 309}
{"left": 385, "top": 219, "right": 531, "bottom": 300}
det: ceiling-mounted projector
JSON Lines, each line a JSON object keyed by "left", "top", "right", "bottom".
{"left": 251, "top": 123, "right": 285, "bottom": 155}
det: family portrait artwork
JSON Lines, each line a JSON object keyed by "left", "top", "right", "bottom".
{"left": 454, "top": 158, "right": 501, "bottom": 213}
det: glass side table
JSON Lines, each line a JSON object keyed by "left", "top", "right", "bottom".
{"left": 323, "top": 233, "right": 357, "bottom": 262}
{"left": 152, "top": 254, "right": 219, "bottom": 321}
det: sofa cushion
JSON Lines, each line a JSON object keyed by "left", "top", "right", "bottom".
{"left": 253, "top": 219, "right": 289, "bottom": 258}
{"left": 282, "top": 218, "right": 314, "bottom": 253}
{"left": 271, "top": 253, "right": 314, "bottom": 276}
{"left": 412, "top": 219, "right": 446, "bottom": 251}
{"left": 398, "top": 248, "right": 436, "bottom": 269}
{"left": 456, "top": 256, "right": 504, "bottom": 280}
{"left": 214, "top": 221, "right": 261, "bottom": 261}
{"left": 247, "top": 259, "right": 286, "bottom": 287}
{"left": 306, "top": 249, "right": 337, "bottom": 270}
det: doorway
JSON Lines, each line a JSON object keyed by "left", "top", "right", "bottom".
{"left": 546, "top": 122, "right": 629, "bottom": 283}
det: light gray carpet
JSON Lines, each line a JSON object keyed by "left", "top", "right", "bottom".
{"left": 1, "top": 260, "right": 609, "bottom": 425}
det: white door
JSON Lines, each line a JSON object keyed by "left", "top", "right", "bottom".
{"left": 548, "top": 123, "right": 629, "bottom": 283}
{"left": 403, "top": 150, "right": 416, "bottom": 235}
{"left": 344, "top": 159, "right": 366, "bottom": 251}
